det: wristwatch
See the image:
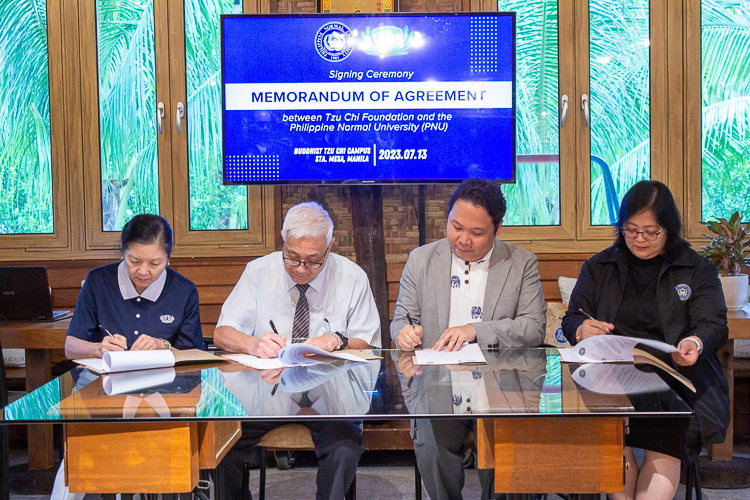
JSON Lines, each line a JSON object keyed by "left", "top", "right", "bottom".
{"left": 162, "top": 338, "right": 172, "bottom": 351}
{"left": 333, "top": 331, "right": 348, "bottom": 350}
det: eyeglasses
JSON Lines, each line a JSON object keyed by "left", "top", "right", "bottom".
{"left": 282, "top": 245, "right": 330, "bottom": 269}
{"left": 621, "top": 228, "right": 664, "bottom": 241}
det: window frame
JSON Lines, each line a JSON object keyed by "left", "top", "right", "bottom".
{"left": 0, "top": 0, "right": 71, "bottom": 253}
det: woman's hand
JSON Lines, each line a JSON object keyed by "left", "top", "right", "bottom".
{"left": 130, "top": 334, "right": 164, "bottom": 351}
{"left": 575, "top": 319, "right": 614, "bottom": 342}
{"left": 672, "top": 337, "right": 702, "bottom": 366}
{"left": 100, "top": 334, "right": 128, "bottom": 355}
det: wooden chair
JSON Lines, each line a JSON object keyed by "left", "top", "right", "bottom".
{"left": 242, "top": 423, "right": 356, "bottom": 500}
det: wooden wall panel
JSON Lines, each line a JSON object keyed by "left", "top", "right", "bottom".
{"left": 3, "top": 253, "right": 590, "bottom": 340}
{"left": 399, "top": 0, "right": 462, "bottom": 11}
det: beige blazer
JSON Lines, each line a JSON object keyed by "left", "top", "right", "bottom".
{"left": 389, "top": 238, "right": 547, "bottom": 348}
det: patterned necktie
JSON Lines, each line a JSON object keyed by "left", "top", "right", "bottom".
{"left": 291, "top": 284, "right": 310, "bottom": 343}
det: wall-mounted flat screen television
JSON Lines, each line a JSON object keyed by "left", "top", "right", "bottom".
{"left": 221, "top": 13, "right": 515, "bottom": 184}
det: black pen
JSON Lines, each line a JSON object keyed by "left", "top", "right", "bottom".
{"left": 269, "top": 320, "right": 280, "bottom": 396}
{"left": 406, "top": 313, "right": 420, "bottom": 388}
{"left": 99, "top": 324, "right": 127, "bottom": 350}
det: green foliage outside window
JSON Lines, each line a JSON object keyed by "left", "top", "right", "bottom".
{"left": 498, "top": 0, "right": 560, "bottom": 226}
{"left": 185, "top": 0, "right": 248, "bottom": 231}
{"left": 701, "top": 1, "right": 750, "bottom": 222}
{"left": 0, "top": 0, "right": 53, "bottom": 234}
{"left": 97, "top": 0, "right": 159, "bottom": 231}
{"left": 589, "top": 0, "right": 650, "bottom": 225}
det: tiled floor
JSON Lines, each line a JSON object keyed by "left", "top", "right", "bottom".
{"left": 7, "top": 442, "right": 750, "bottom": 499}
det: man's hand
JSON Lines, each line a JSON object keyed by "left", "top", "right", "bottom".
{"left": 432, "top": 324, "right": 477, "bottom": 352}
{"left": 397, "top": 323, "right": 423, "bottom": 351}
{"left": 397, "top": 351, "right": 423, "bottom": 378}
{"left": 304, "top": 333, "right": 339, "bottom": 352}
{"left": 672, "top": 337, "right": 702, "bottom": 367}
{"left": 130, "top": 334, "right": 163, "bottom": 351}
{"left": 259, "top": 368, "right": 286, "bottom": 385}
{"left": 575, "top": 319, "right": 614, "bottom": 342}
{"left": 100, "top": 334, "right": 128, "bottom": 355}
{"left": 252, "top": 331, "right": 287, "bottom": 358}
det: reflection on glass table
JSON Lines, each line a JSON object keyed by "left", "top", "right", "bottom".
{"left": 3, "top": 348, "right": 692, "bottom": 423}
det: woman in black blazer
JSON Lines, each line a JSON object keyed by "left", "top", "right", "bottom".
{"left": 562, "top": 180, "right": 730, "bottom": 500}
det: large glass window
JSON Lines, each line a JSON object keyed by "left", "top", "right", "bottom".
{"left": 97, "top": 0, "right": 159, "bottom": 231}
{"left": 498, "top": 0, "right": 560, "bottom": 226}
{"left": 589, "top": 0, "right": 650, "bottom": 225}
{"left": 185, "top": 0, "right": 248, "bottom": 230}
{"left": 701, "top": 0, "right": 750, "bottom": 221}
{"left": 0, "top": 0, "right": 53, "bottom": 234}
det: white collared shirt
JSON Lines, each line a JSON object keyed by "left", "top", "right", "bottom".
{"left": 217, "top": 252, "right": 381, "bottom": 347}
{"left": 448, "top": 247, "right": 492, "bottom": 415}
{"left": 117, "top": 261, "right": 167, "bottom": 302}
{"left": 448, "top": 247, "right": 493, "bottom": 328}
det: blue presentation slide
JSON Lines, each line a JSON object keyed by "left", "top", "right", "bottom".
{"left": 222, "top": 14, "right": 515, "bottom": 183}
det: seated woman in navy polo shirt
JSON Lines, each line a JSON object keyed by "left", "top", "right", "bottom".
{"left": 64, "top": 214, "right": 203, "bottom": 357}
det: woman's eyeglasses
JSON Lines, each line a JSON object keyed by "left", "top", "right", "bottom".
{"left": 621, "top": 228, "right": 664, "bottom": 241}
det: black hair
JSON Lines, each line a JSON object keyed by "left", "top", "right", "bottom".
{"left": 120, "top": 214, "right": 173, "bottom": 257}
{"left": 447, "top": 178, "right": 507, "bottom": 232}
{"left": 614, "top": 180, "right": 688, "bottom": 256}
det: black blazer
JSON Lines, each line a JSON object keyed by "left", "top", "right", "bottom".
{"left": 562, "top": 244, "right": 730, "bottom": 446}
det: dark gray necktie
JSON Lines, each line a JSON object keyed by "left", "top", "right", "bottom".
{"left": 291, "top": 284, "right": 310, "bottom": 343}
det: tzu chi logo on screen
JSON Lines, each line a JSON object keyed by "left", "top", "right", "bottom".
{"left": 315, "top": 22, "right": 355, "bottom": 62}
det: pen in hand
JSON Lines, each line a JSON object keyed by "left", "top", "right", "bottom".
{"left": 269, "top": 320, "right": 280, "bottom": 396}
{"left": 98, "top": 325, "right": 127, "bottom": 351}
{"left": 406, "top": 313, "right": 420, "bottom": 388}
{"left": 577, "top": 308, "right": 613, "bottom": 335}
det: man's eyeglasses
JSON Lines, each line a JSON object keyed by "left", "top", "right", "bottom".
{"left": 621, "top": 228, "right": 664, "bottom": 241}
{"left": 282, "top": 245, "right": 330, "bottom": 269}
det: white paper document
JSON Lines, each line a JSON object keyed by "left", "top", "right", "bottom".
{"left": 103, "top": 367, "right": 176, "bottom": 395}
{"left": 413, "top": 343, "right": 488, "bottom": 366}
{"left": 559, "top": 335, "right": 679, "bottom": 364}
{"left": 74, "top": 348, "right": 219, "bottom": 374}
{"left": 224, "top": 345, "right": 380, "bottom": 370}
{"left": 571, "top": 363, "right": 671, "bottom": 395}
{"left": 75, "top": 350, "right": 175, "bottom": 373}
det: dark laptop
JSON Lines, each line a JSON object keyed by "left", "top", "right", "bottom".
{"left": 0, "top": 266, "right": 71, "bottom": 321}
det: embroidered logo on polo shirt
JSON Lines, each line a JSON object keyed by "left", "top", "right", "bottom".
{"left": 160, "top": 315, "right": 175, "bottom": 324}
{"left": 675, "top": 284, "right": 691, "bottom": 301}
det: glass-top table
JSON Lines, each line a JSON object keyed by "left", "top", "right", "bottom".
{"left": 0, "top": 348, "right": 694, "bottom": 495}
{"left": 1, "top": 348, "right": 692, "bottom": 423}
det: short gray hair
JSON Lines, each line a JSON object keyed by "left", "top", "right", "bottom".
{"left": 282, "top": 202, "right": 334, "bottom": 245}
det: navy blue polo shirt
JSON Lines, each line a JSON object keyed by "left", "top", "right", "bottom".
{"left": 67, "top": 263, "right": 203, "bottom": 350}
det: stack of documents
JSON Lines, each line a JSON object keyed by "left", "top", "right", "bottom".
{"left": 74, "top": 348, "right": 220, "bottom": 374}
{"left": 558, "top": 335, "right": 678, "bottom": 364}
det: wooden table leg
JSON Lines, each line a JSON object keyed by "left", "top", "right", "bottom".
{"left": 708, "top": 340, "right": 734, "bottom": 460}
{"left": 478, "top": 417, "right": 624, "bottom": 494}
{"left": 24, "top": 349, "right": 54, "bottom": 470}
{"left": 701, "top": 339, "right": 750, "bottom": 488}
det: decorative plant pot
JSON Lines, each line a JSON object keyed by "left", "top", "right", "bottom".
{"left": 720, "top": 274, "right": 749, "bottom": 311}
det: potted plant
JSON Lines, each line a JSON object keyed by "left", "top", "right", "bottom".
{"left": 700, "top": 211, "right": 750, "bottom": 310}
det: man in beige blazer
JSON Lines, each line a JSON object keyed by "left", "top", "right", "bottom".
{"left": 390, "top": 178, "right": 547, "bottom": 500}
